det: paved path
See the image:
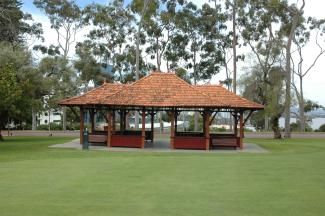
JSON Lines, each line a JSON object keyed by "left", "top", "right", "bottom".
{"left": 50, "top": 139, "right": 268, "bottom": 154}
{"left": 4, "top": 130, "right": 325, "bottom": 138}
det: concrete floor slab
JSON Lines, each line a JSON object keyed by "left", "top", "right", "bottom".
{"left": 50, "top": 138, "right": 268, "bottom": 153}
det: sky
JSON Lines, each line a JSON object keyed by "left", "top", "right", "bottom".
{"left": 21, "top": 0, "right": 325, "bottom": 106}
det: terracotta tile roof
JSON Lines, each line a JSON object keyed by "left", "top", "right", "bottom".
{"left": 59, "top": 72, "right": 264, "bottom": 110}
{"left": 58, "top": 83, "right": 125, "bottom": 106}
{"left": 195, "top": 85, "right": 264, "bottom": 109}
{"left": 95, "top": 72, "right": 224, "bottom": 107}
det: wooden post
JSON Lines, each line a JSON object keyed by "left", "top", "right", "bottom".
{"left": 107, "top": 111, "right": 112, "bottom": 147}
{"left": 122, "top": 110, "right": 126, "bottom": 131}
{"left": 239, "top": 111, "right": 244, "bottom": 149}
{"left": 202, "top": 112, "right": 206, "bottom": 135}
{"left": 204, "top": 111, "right": 210, "bottom": 151}
{"left": 90, "top": 109, "right": 95, "bottom": 133}
{"left": 112, "top": 111, "right": 116, "bottom": 134}
{"left": 119, "top": 110, "right": 124, "bottom": 131}
{"left": 150, "top": 111, "right": 154, "bottom": 142}
{"left": 170, "top": 112, "right": 175, "bottom": 149}
{"left": 79, "top": 106, "right": 84, "bottom": 145}
{"left": 124, "top": 112, "right": 130, "bottom": 130}
{"left": 234, "top": 111, "right": 238, "bottom": 136}
{"left": 141, "top": 110, "right": 146, "bottom": 148}
{"left": 174, "top": 111, "right": 178, "bottom": 133}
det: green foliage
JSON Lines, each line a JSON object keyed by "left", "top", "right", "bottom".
{"left": 33, "top": 0, "right": 82, "bottom": 30}
{"left": 37, "top": 122, "right": 80, "bottom": 131}
{"left": 189, "top": 113, "right": 203, "bottom": 131}
{"left": 0, "top": 0, "right": 43, "bottom": 45}
{"left": 240, "top": 65, "right": 285, "bottom": 137}
{"left": 304, "top": 100, "right": 324, "bottom": 113}
{"left": 37, "top": 123, "right": 60, "bottom": 131}
{"left": 318, "top": 124, "right": 325, "bottom": 132}
{"left": 0, "top": 43, "right": 48, "bottom": 134}
{"left": 79, "top": 0, "right": 148, "bottom": 83}
{"left": 175, "top": 68, "right": 191, "bottom": 84}
{"left": 290, "top": 122, "right": 313, "bottom": 132}
{"left": 210, "top": 127, "right": 227, "bottom": 132}
{"left": 0, "top": 63, "right": 21, "bottom": 112}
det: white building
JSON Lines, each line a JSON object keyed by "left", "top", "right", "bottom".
{"left": 38, "top": 111, "right": 61, "bottom": 125}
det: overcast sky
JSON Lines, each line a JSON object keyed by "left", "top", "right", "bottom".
{"left": 22, "top": 0, "right": 325, "bottom": 106}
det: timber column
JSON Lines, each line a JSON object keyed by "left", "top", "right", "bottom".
{"left": 204, "top": 111, "right": 211, "bottom": 151}
{"left": 112, "top": 111, "right": 116, "bottom": 134}
{"left": 150, "top": 111, "right": 155, "bottom": 142}
{"left": 107, "top": 111, "right": 112, "bottom": 147}
{"left": 79, "top": 106, "right": 84, "bottom": 144}
{"left": 239, "top": 111, "right": 244, "bottom": 149}
{"left": 169, "top": 112, "right": 175, "bottom": 149}
{"left": 141, "top": 110, "right": 146, "bottom": 148}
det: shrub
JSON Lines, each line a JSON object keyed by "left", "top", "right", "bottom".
{"left": 211, "top": 127, "right": 227, "bottom": 132}
{"left": 37, "top": 123, "right": 62, "bottom": 131}
{"left": 66, "top": 123, "right": 80, "bottom": 131}
{"left": 319, "top": 124, "right": 325, "bottom": 132}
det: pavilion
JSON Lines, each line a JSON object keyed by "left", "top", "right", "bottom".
{"left": 59, "top": 72, "right": 263, "bottom": 150}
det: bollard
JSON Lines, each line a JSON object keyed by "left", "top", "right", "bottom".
{"left": 82, "top": 129, "right": 89, "bottom": 150}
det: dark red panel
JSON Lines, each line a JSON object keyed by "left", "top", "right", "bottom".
{"left": 174, "top": 136, "right": 206, "bottom": 150}
{"left": 111, "top": 135, "right": 142, "bottom": 148}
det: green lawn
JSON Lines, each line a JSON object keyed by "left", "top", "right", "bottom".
{"left": 0, "top": 136, "right": 325, "bottom": 216}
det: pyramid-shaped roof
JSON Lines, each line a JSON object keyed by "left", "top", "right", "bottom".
{"left": 59, "top": 72, "right": 263, "bottom": 110}
{"left": 94, "top": 72, "right": 225, "bottom": 107}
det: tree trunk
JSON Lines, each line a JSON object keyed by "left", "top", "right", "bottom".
{"left": 134, "top": 1, "right": 150, "bottom": 130}
{"left": 298, "top": 76, "right": 305, "bottom": 131}
{"left": 159, "top": 111, "right": 163, "bottom": 133}
{"left": 270, "top": 115, "right": 281, "bottom": 139}
{"left": 32, "top": 108, "right": 37, "bottom": 130}
{"left": 264, "top": 115, "right": 269, "bottom": 131}
{"left": 7, "top": 117, "right": 10, "bottom": 136}
{"left": 0, "top": 128, "right": 3, "bottom": 141}
{"left": 135, "top": 111, "right": 139, "bottom": 130}
{"left": 284, "top": 25, "right": 297, "bottom": 138}
{"left": 232, "top": 0, "right": 237, "bottom": 94}
{"left": 136, "top": 26, "right": 141, "bottom": 81}
{"left": 284, "top": 2, "right": 304, "bottom": 138}
{"left": 156, "top": 37, "right": 161, "bottom": 71}
{"left": 48, "top": 109, "right": 51, "bottom": 132}
{"left": 62, "top": 106, "right": 67, "bottom": 130}
{"left": 193, "top": 50, "right": 198, "bottom": 131}
{"left": 194, "top": 112, "right": 199, "bottom": 131}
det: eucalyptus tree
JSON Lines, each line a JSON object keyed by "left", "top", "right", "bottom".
{"left": 291, "top": 17, "right": 325, "bottom": 131}
{"left": 130, "top": 0, "right": 157, "bottom": 80}
{"left": 240, "top": 65, "right": 285, "bottom": 138}
{"left": 82, "top": 0, "right": 138, "bottom": 83}
{"left": 129, "top": 0, "right": 157, "bottom": 129}
{"left": 74, "top": 41, "right": 102, "bottom": 89}
{"left": 34, "top": 0, "right": 83, "bottom": 130}
{"left": 283, "top": 0, "right": 305, "bottom": 138}
{"left": 196, "top": 3, "right": 227, "bottom": 82}
{"left": 237, "top": 0, "right": 289, "bottom": 131}
{"left": 144, "top": 0, "right": 185, "bottom": 71}
{"left": 171, "top": 2, "right": 227, "bottom": 131}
